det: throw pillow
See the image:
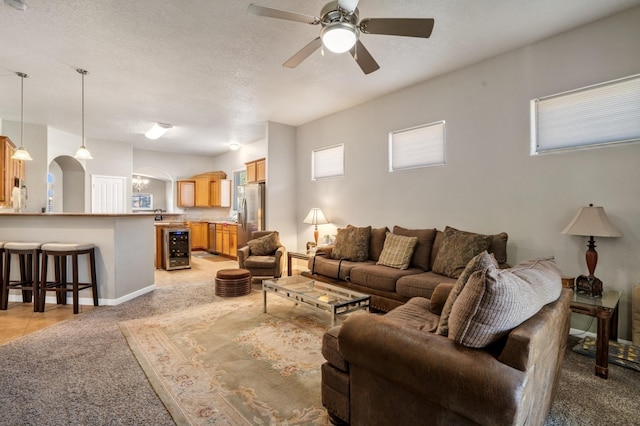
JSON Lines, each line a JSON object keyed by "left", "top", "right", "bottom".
{"left": 332, "top": 225, "right": 371, "bottom": 262}
{"left": 435, "top": 251, "right": 497, "bottom": 336}
{"left": 392, "top": 226, "right": 437, "bottom": 271}
{"left": 369, "top": 227, "right": 390, "bottom": 261}
{"left": 376, "top": 233, "right": 419, "bottom": 270}
{"left": 247, "top": 232, "right": 280, "bottom": 256}
{"left": 448, "top": 257, "right": 562, "bottom": 348}
{"left": 431, "top": 226, "right": 493, "bottom": 278}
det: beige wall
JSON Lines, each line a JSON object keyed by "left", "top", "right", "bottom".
{"left": 295, "top": 7, "right": 640, "bottom": 340}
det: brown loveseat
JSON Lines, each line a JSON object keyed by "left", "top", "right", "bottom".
{"left": 321, "top": 256, "right": 571, "bottom": 425}
{"left": 303, "top": 225, "right": 509, "bottom": 312}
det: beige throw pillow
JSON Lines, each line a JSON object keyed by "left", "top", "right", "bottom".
{"left": 376, "top": 233, "right": 419, "bottom": 270}
{"left": 247, "top": 232, "right": 280, "bottom": 256}
{"left": 431, "top": 226, "right": 492, "bottom": 278}
{"left": 448, "top": 258, "right": 562, "bottom": 348}
{"left": 392, "top": 226, "right": 437, "bottom": 271}
{"left": 332, "top": 225, "right": 371, "bottom": 262}
{"left": 436, "top": 251, "right": 497, "bottom": 336}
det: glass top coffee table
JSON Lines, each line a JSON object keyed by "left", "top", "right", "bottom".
{"left": 262, "top": 275, "right": 370, "bottom": 326}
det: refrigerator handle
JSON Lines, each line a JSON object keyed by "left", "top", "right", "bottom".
{"left": 241, "top": 198, "right": 247, "bottom": 231}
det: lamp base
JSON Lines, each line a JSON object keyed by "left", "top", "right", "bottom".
{"left": 576, "top": 275, "right": 603, "bottom": 297}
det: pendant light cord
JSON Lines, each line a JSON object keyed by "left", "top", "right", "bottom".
{"left": 77, "top": 68, "right": 88, "bottom": 148}
{"left": 16, "top": 72, "right": 28, "bottom": 149}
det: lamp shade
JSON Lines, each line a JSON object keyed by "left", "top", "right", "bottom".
{"left": 561, "top": 205, "right": 622, "bottom": 238}
{"left": 303, "top": 208, "right": 329, "bottom": 225}
{"left": 321, "top": 22, "right": 357, "bottom": 53}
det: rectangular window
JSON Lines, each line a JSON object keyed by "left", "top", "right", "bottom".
{"left": 312, "top": 144, "right": 344, "bottom": 180}
{"left": 389, "top": 121, "right": 445, "bottom": 171}
{"left": 531, "top": 74, "right": 640, "bottom": 154}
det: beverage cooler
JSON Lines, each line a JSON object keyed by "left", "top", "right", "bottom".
{"left": 163, "top": 228, "right": 191, "bottom": 270}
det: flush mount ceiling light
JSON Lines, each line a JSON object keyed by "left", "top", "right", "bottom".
{"left": 229, "top": 142, "right": 240, "bottom": 151}
{"left": 74, "top": 69, "right": 93, "bottom": 160}
{"left": 11, "top": 72, "right": 33, "bottom": 161}
{"left": 4, "top": 0, "right": 27, "bottom": 11}
{"left": 145, "top": 122, "right": 173, "bottom": 140}
{"left": 321, "top": 22, "right": 358, "bottom": 53}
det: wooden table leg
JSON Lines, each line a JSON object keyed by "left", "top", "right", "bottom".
{"left": 595, "top": 309, "right": 611, "bottom": 379}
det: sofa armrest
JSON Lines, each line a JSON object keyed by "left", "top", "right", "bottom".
{"left": 237, "top": 246, "right": 249, "bottom": 268}
{"left": 338, "top": 315, "right": 526, "bottom": 425}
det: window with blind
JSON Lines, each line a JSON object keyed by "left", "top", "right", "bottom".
{"left": 311, "top": 144, "right": 344, "bottom": 180}
{"left": 389, "top": 121, "right": 445, "bottom": 172}
{"left": 531, "top": 74, "right": 640, "bottom": 155}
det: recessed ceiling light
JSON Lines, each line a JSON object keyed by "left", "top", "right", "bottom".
{"left": 229, "top": 143, "right": 240, "bottom": 151}
{"left": 4, "top": 0, "right": 27, "bottom": 11}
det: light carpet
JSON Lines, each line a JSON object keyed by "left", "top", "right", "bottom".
{"left": 120, "top": 291, "right": 332, "bottom": 426}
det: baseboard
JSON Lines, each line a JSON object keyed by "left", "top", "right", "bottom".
{"left": 8, "top": 284, "right": 157, "bottom": 307}
{"left": 569, "top": 327, "right": 633, "bottom": 345}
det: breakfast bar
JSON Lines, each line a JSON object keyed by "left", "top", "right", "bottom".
{"left": 0, "top": 213, "right": 157, "bottom": 306}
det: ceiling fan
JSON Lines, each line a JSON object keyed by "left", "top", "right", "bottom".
{"left": 248, "top": 0, "right": 435, "bottom": 74}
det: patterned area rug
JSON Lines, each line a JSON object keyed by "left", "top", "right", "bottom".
{"left": 572, "top": 336, "right": 640, "bottom": 372}
{"left": 120, "top": 291, "right": 331, "bottom": 425}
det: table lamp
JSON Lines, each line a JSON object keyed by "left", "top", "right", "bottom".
{"left": 303, "top": 208, "right": 329, "bottom": 244}
{"left": 562, "top": 204, "right": 622, "bottom": 297}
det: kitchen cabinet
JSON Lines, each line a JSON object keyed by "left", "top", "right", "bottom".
{"left": 215, "top": 222, "right": 237, "bottom": 258}
{"left": 177, "top": 180, "right": 195, "bottom": 207}
{"left": 245, "top": 158, "right": 265, "bottom": 183}
{"left": 0, "top": 136, "right": 25, "bottom": 207}
{"left": 177, "top": 171, "right": 228, "bottom": 208}
{"left": 188, "top": 221, "right": 208, "bottom": 250}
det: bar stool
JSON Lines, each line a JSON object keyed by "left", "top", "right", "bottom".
{"left": 40, "top": 243, "right": 99, "bottom": 314}
{"left": 1, "top": 242, "right": 43, "bottom": 312}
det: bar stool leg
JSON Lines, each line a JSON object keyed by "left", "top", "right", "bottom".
{"left": 90, "top": 248, "right": 98, "bottom": 307}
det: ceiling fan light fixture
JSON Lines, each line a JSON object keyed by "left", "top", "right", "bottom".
{"left": 145, "top": 122, "right": 173, "bottom": 140}
{"left": 321, "top": 22, "right": 357, "bottom": 53}
{"left": 229, "top": 142, "right": 240, "bottom": 151}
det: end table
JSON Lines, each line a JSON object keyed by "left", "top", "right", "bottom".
{"left": 287, "top": 251, "right": 311, "bottom": 276}
{"left": 569, "top": 289, "right": 621, "bottom": 379}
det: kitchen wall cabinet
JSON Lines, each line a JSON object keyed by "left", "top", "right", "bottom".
{"left": 215, "top": 223, "right": 237, "bottom": 258}
{"left": 245, "top": 158, "right": 265, "bottom": 183}
{"left": 177, "top": 171, "right": 229, "bottom": 208}
{"left": 0, "top": 136, "right": 25, "bottom": 207}
{"left": 188, "top": 221, "right": 208, "bottom": 250}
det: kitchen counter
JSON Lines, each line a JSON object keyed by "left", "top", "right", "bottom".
{"left": 0, "top": 213, "right": 158, "bottom": 306}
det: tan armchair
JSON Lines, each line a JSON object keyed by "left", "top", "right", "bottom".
{"left": 237, "top": 231, "right": 285, "bottom": 280}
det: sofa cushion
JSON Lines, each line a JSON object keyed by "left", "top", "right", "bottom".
{"left": 369, "top": 227, "right": 390, "bottom": 261}
{"left": 384, "top": 297, "right": 440, "bottom": 332}
{"left": 247, "top": 232, "right": 280, "bottom": 256}
{"left": 332, "top": 225, "right": 371, "bottom": 262}
{"left": 377, "top": 233, "right": 418, "bottom": 270}
{"left": 349, "top": 264, "right": 422, "bottom": 292}
{"left": 429, "top": 283, "right": 455, "bottom": 316}
{"left": 243, "top": 255, "right": 277, "bottom": 268}
{"left": 311, "top": 256, "right": 375, "bottom": 281}
{"left": 431, "top": 226, "right": 492, "bottom": 278}
{"left": 392, "top": 226, "right": 437, "bottom": 271}
{"left": 395, "top": 272, "right": 456, "bottom": 300}
{"left": 436, "top": 251, "right": 498, "bottom": 336}
{"left": 488, "top": 232, "right": 509, "bottom": 265}
{"left": 448, "top": 257, "right": 562, "bottom": 348}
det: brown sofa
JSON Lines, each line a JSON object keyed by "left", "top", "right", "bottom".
{"left": 303, "top": 225, "right": 509, "bottom": 312}
{"left": 321, "top": 257, "right": 571, "bottom": 426}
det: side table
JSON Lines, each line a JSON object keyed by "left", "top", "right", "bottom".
{"left": 287, "top": 251, "right": 311, "bottom": 276}
{"left": 569, "top": 289, "right": 621, "bottom": 379}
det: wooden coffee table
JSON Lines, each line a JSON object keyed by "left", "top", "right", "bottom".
{"left": 262, "top": 275, "right": 370, "bottom": 326}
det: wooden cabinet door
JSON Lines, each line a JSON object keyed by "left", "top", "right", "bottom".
{"left": 229, "top": 225, "right": 237, "bottom": 258}
{"left": 220, "top": 179, "right": 231, "bottom": 207}
{"left": 177, "top": 180, "right": 195, "bottom": 207}
{"left": 222, "top": 227, "right": 230, "bottom": 255}
{"left": 189, "top": 222, "right": 208, "bottom": 250}
{"left": 246, "top": 161, "right": 257, "bottom": 183}
{"left": 209, "top": 180, "right": 220, "bottom": 207}
{"left": 194, "top": 176, "right": 210, "bottom": 207}
{"left": 256, "top": 159, "right": 266, "bottom": 182}
{"left": 215, "top": 227, "right": 223, "bottom": 254}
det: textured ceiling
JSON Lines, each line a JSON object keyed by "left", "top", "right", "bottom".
{"left": 1, "top": 0, "right": 639, "bottom": 156}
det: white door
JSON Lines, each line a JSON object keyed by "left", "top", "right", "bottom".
{"left": 92, "top": 175, "right": 127, "bottom": 213}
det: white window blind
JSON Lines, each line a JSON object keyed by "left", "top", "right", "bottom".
{"left": 531, "top": 74, "right": 640, "bottom": 154}
{"left": 389, "top": 121, "right": 445, "bottom": 171}
{"left": 312, "top": 144, "right": 344, "bottom": 180}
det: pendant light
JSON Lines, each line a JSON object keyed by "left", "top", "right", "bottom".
{"left": 74, "top": 68, "right": 93, "bottom": 160}
{"left": 11, "top": 72, "right": 33, "bottom": 161}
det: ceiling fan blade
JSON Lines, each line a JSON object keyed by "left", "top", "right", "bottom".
{"left": 350, "top": 40, "right": 380, "bottom": 75}
{"left": 283, "top": 37, "right": 323, "bottom": 68}
{"left": 359, "top": 18, "right": 435, "bottom": 38}
{"left": 247, "top": 4, "right": 320, "bottom": 25}
{"left": 337, "top": 0, "right": 360, "bottom": 13}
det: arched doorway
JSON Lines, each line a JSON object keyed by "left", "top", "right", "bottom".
{"left": 132, "top": 167, "right": 175, "bottom": 213}
{"left": 49, "top": 155, "right": 85, "bottom": 212}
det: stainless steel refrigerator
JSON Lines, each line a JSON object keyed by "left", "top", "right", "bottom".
{"left": 237, "top": 182, "right": 265, "bottom": 248}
